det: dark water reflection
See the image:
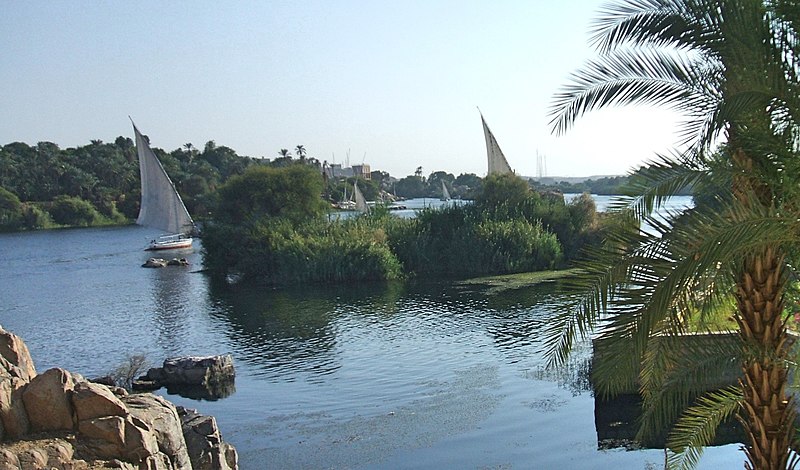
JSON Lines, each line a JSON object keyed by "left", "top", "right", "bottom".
{"left": 0, "top": 226, "right": 743, "bottom": 469}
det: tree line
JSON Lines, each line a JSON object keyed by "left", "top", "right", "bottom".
{"left": 0, "top": 136, "right": 529, "bottom": 231}
{"left": 0, "top": 138, "right": 258, "bottom": 230}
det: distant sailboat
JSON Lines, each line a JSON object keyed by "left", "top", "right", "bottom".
{"left": 353, "top": 182, "right": 369, "bottom": 213}
{"left": 440, "top": 180, "right": 451, "bottom": 201}
{"left": 479, "top": 111, "right": 514, "bottom": 176}
{"left": 336, "top": 185, "right": 357, "bottom": 210}
{"left": 132, "top": 121, "right": 195, "bottom": 251}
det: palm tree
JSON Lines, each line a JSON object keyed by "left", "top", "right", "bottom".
{"left": 278, "top": 148, "right": 291, "bottom": 158}
{"left": 548, "top": 1, "right": 800, "bottom": 469}
{"left": 295, "top": 145, "right": 306, "bottom": 162}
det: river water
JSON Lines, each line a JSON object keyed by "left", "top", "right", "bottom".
{"left": 0, "top": 196, "right": 743, "bottom": 469}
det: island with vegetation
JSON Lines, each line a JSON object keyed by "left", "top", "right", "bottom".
{"left": 202, "top": 166, "right": 618, "bottom": 285}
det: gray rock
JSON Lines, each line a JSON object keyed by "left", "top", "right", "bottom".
{"left": 178, "top": 407, "right": 238, "bottom": 470}
{"left": 142, "top": 258, "right": 168, "bottom": 268}
{"left": 147, "top": 355, "right": 235, "bottom": 388}
{"left": 124, "top": 394, "right": 192, "bottom": 469}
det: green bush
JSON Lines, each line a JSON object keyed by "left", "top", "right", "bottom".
{"left": 203, "top": 217, "right": 403, "bottom": 285}
{"left": 48, "top": 196, "right": 102, "bottom": 226}
{"left": 20, "top": 204, "right": 53, "bottom": 230}
{"left": 0, "top": 187, "right": 23, "bottom": 230}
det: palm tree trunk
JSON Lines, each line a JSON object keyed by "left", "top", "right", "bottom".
{"left": 735, "top": 246, "right": 797, "bottom": 470}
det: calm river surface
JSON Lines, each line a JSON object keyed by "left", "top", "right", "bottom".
{"left": 0, "top": 197, "right": 742, "bottom": 469}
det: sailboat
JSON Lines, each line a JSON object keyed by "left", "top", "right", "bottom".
{"left": 353, "top": 181, "right": 369, "bottom": 213}
{"left": 335, "top": 185, "right": 356, "bottom": 210}
{"left": 479, "top": 110, "right": 514, "bottom": 176}
{"left": 132, "top": 121, "right": 195, "bottom": 251}
{"left": 440, "top": 180, "right": 451, "bottom": 201}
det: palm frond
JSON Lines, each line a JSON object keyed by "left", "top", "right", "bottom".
{"left": 666, "top": 386, "right": 743, "bottom": 470}
{"left": 590, "top": 0, "right": 718, "bottom": 54}
{"left": 549, "top": 47, "right": 706, "bottom": 135}
{"left": 638, "top": 334, "right": 743, "bottom": 442}
{"left": 609, "top": 151, "right": 707, "bottom": 219}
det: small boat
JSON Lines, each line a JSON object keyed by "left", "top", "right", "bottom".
{"left": 131, "top": 120, "right": 195, "bottom": 251}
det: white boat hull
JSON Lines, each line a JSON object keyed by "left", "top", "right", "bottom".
{"left": 146, "top": 236, "right": 193, "bottom": 251}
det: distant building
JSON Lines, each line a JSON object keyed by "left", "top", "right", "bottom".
{"left": 352, "top": 164, "right": 371, "bottom": 180}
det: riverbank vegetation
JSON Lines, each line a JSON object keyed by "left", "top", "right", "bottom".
{"left": 202, "top": 166, "right": 614, "bottom": 284}
{"left": 0, "top": 138, "right": 259, "bottom": 231}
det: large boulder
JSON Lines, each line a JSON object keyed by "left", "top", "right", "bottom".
{"left": 124, "top": 393, "right": 192, "bottom": 469}
{"left": 0, "top": 328, "right": 35, "bottom": 382}
{"left": 22, "top": 368, "right": 75, "bottom": 432}
{"left": 0, "top": 366, "right": 29, "bottom": 440}
{"left": 72, "top": 381, "right": 128, "bottom": 421}
{"left": 78, "top": 415, "right": 127, "bottom": 458}
{"left": 0, "top": 327, "right": 36, "bottom": 441}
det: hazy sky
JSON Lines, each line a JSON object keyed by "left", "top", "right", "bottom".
{"left": 1, "top": 1, "right": 684, "bottom": 178}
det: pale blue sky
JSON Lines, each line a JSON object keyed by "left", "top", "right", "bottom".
{"left": 1, "top": 1, "right": 681, "bottom": 178}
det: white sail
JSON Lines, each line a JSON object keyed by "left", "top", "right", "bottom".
{"left": 480, "top": 112, "right": 513, "bottom": 176}
{"left": 353, "top": 182, "right": 369, "bottom": 213}
{"left": 441, "top": 180, "right": 451, "bottom": 201}
{"left": 133, "top": 123, "right": 194, "bottom": 235}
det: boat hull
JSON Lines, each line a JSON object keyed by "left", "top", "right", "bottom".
{"left": 146, "top": 237, "right": 193, "bottom": 251}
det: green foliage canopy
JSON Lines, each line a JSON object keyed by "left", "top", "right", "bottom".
{"left": 216, "top": 165, "right": 328, "bottom": 225}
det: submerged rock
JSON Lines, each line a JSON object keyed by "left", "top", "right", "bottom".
{"left": 142, "top": 258, "right": 167, "bottom": 268}
{"left": 147, "top": 355, "right": 234, "bottom": 386}
{"left": 142, "top": 258, "right": 190, "bottom": 268}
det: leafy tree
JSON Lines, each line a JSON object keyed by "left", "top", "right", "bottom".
{"left": 215, "top": 165, "right": 327, "bottom": 225}
{"left": 548, "top": 1, "right": 800, "bottom": 468}
{"left": 0, "top": 186, "right": 22, "bottom": 229}
{"left": 48, "top": 195, "right": 100, "bottom": 226}
{"left": 454, "top": 172, "right": 482, "bottom": 199}
{"left": 370, "top": 170, "right": 392, "bottom": 191}
{"left": 474, "top": 173, "right": 530, "bottom": 210}
{"left": 394, "top": 175, "right": 426, "bottom": 198}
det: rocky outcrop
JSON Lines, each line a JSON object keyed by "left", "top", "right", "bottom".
{"left": 0, "top": 326, "right": 238, "bottom": 469}
{"left": 178, "top": 407, "right": 238, "bottom": 470}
